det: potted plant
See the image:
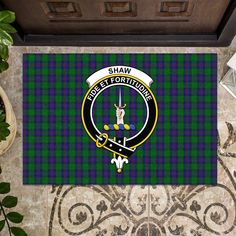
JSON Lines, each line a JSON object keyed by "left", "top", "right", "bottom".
{"left": 0, "top": 9, "right": 27, "bottom": 236}
{"left": 0, "top": 10, "right": 17, "bottom": 155}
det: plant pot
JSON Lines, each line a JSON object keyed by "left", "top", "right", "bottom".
{"left": 0, "top": 86, "right": 17, "bottom": 155}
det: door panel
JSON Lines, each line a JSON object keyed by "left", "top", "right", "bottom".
{"left": 2, "top": 0, "right": 231, "bottom": 34}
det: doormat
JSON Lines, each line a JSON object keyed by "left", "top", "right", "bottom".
{"left": 23, "top": 54, "right": 217, "bottom": 185}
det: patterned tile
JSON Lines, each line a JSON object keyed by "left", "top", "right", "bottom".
{"left": 48, "top": 185, "right": 148, "bottom": 235}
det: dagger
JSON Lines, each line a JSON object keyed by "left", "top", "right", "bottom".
{"left": 114, "top": 88, "right": 126, "bottom": 109}
{"left": 114, "top": 88, "right": 126, "bottom": 125}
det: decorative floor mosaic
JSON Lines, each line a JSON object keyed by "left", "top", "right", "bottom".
{"left": 0, "top": 45, "right": 235, "bottom": 235}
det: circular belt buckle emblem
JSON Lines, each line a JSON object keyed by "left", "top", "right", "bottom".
{"left": 82, "top": 66, "right": 158, "bottom": 173}
{"left": 96, "top": 133, "right": 108, "bottom": 148}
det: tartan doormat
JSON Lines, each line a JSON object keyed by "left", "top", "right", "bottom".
{"left": 23, "top": 54, "right": 217, "bottom": 185}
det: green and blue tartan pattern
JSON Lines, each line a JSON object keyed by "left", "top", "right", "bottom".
{"left": 23, "top": 54, "right": 217, "bottom": 185}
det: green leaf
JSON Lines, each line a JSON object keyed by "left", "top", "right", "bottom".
{"left": 0, "top": 60, "right": 9, "bottom": 73}
{"left": 0, "top": 44, "right": 8, "bottom": 60}
{"left": 0, "top": 220, "right": 5, "bottom": 232}
{"left": 0, "top": 122, "right": 9, "bottom": 127}
{"left": 0, "top": 182, "right": 10, "bottom": 194}
{"left": 0, "top": 23, "right": 17, "bottom": 33}
{"left": 11, "top": 227, "right": 27, "bottom": 236}
{"left": 0, "top": 111, "right": 6, "bottom": 122}
{"left": 0, "top": 11, "right": 15, "bottom": 24}
{"left": 0, "top": 114, "right": 10, "bottom": 141}
{"left": 7, "top": 212, "right": 23, "bottom": 223}
{"left": 2, "top": 196, "right": 18, "bottom": 208}
{"left": 0, "top": 29, "right": 13, "bottom": 46}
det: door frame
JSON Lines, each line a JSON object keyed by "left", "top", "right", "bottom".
{"left": 1, "top": 0, "right": 236, "bottom": 46}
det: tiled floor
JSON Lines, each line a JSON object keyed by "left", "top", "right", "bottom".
{"left": 0, "top": 43, "right": 236, "bottom": 235}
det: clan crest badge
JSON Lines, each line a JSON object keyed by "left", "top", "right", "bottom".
{"left": 82, "top": 66, "right": 158, "bottom": 173}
